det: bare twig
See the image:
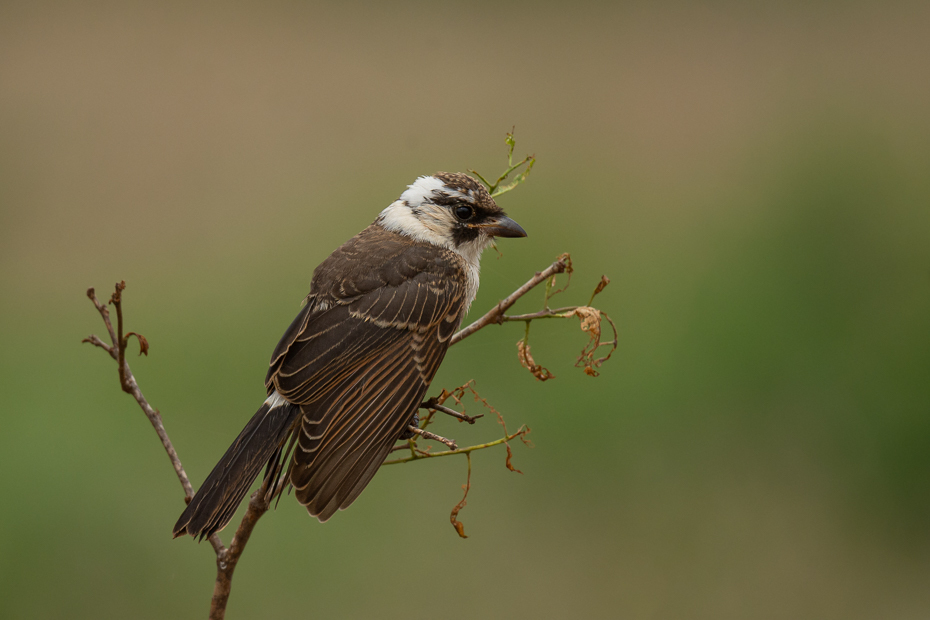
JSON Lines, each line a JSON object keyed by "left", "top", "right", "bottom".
{"left": 210, "top": 479, "right": 271, "bottom": 619}
{"left": 84, "top": 285, "right": 198, "bottom": 504}
{"left": 406, "top": 425, "right": 458, "bottom": 451}
{"left": 83, "top": 284, "right": 228, "bottom": 598}
{"left": 82, "top": 333, "right": 115, "bottom": 357}
{"left": 451, "top": 254, "right": 572, "bottom": 345}
{"left": 83, "top": 287, "right": 119, "bottom": 357}
{"left": 383, "top": 426, "right": 530, "bottom": 465}
{"left": 420, "top": 398, "right": 483, "bottom": 424}
{"left": 498, "top": 306, "right": 578, "bottom": 322}
{"left": 390, "top": 442, "right": 429, "bottom": 454}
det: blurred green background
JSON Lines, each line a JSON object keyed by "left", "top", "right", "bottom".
{"left": 2, "top": 1, "right": 929, "bottom": 618}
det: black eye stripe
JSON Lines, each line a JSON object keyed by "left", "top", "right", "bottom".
{"left": 427, "top": 189, "right": 497, "bottom": 222}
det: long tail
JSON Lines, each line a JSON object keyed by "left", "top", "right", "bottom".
{"left": 173, "top": 392, "right": 301, "bottom": 540}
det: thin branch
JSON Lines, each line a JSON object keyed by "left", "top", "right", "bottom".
{"left": 383, "top": 426, "right": 529, "bottom": 465}
{"left": 86, "top": 287, "right": 197, "bottom": 501}
{"left": 83, "top": 289, "right": 119, "bottom": 358}
{"left": 210, "top": 479, "right": 271, "bottom": 620}
{"left": 83, "top": 286, "right": 226, "bottom": 550}
{"left": 489, "top": 155, "right": 535, "bottom": 198}
{"left": 469, "top": 128, "right": 536, "bottom": 198}
{"left": 390, "top": 442, "right": 431, "bottom": 454}
{"left": 420, "top": 398, "right": 484, "bottom": 424}
{"left": 500, "top": 306, "right": 579, "bottom": 322}
{"left": 81, "top": 333, "right": 115, "bottom": 357}
{"left": 451, "top": 254, "right": 571, "bottom": 345}
{"left": 406, "top": 425, "right": 458, "bottom": 450}
{"left": 488, "top": 155, "right": 532, "bottom": 193}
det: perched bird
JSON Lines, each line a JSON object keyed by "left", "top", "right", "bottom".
{"left": 173, "top": 172, "right": 527, "bottom": 539}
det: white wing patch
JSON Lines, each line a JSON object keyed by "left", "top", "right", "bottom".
{"left": 264, "top": 390, "right": 289, "bottom": 409}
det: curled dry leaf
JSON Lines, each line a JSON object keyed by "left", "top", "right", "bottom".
{"left": 571, "top": 306, "right": 603, "bottom": 377}
{"left": 125, "top": 332, "right": 149, "bottom": 356}
{"left": 569, "top": 306, "right": 618, "bottom": 377}
{"left": 450, "top": 494, "right": 468, "bottom": 538}
{"left": 592, "top": 275, "right": 610, "bottom": 299}
{"left": 516, "top": 340, "right": 555, "bottom": 381}
{"left": 572, "top": 306, "right": 602, "bottom": 338}
{"left": 505, "top": 443, "right": 523, "bottom": 474}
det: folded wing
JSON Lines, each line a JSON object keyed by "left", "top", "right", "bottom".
{"left": 267, "top": 226, "right": 467, "bottom": 521}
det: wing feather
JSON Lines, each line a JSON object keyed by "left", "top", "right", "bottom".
{"left": 295, "top": 348, "right": 431, "bottom": 521}
{"left": 265, "top": 225, "right": 469, "bottom": 521}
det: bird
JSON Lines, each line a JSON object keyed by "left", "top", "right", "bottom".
{"left": 173, "top": 172, "right": 527, "bottom": 540}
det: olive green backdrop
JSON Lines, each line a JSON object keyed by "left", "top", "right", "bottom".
{"left": 2, "top": 2, "right": 929, "bottom": 618}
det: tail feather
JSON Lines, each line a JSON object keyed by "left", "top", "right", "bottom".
{"left": 172, "top": 393, "right": 301, "bottom": 540}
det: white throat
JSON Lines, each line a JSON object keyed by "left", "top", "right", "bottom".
{"left": 378, "top": 176, "right": 492, "bottom": 311}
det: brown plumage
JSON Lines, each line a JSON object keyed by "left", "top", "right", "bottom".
{"left": 173, "top": 173, "right": 525, "bottom": 540}
{"left": 269, "top": 224, "right": 468, "bottom": 521}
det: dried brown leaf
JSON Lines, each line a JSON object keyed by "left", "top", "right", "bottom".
{"left": 516, "top": 340, "right": 555, "bottom": 381}
{"left": 592, "top": 275, "right": 610, "bottom": 299}
{"left": 126, "top": 332, "right": 149, "bottom": 356}
{"left": 505, "top": 443, "right": 523, "bottom": 474}
{"left": 573, "top": 306, "right": 600, "bottom": 335}
{"left": 571, "top": 306, "right": 603, "bottom": 376}
{"left": 570, "top": 306, "right": 618, "bottom": 377}
{"left": 450, "top": 496, "right": 468, "bottom": 538}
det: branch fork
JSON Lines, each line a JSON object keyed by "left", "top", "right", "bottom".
{"left": 82, "top": 133, "right": 616, "bottom": 616}
{"left": 83, "top": 247, "right": 613, "bottom": 615}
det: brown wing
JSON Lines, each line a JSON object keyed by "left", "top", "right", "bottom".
{"left": 267, "top": 224, "right": 467, "bottom": 521}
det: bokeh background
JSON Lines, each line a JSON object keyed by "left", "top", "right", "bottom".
{"left": 2, "top": 2, "right": 929, "bottom": 618}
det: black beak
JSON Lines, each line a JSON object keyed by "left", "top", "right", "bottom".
{"left": 483, "top": 215, "right": 527, "bottom": 238}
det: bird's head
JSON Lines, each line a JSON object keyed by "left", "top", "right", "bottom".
{"left": 378, "top": 172, "right": 527, "bottom": 256}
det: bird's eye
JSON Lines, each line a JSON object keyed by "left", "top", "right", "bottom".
{"left": 455, "top": 205, "right": 475, "bottom": 221}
